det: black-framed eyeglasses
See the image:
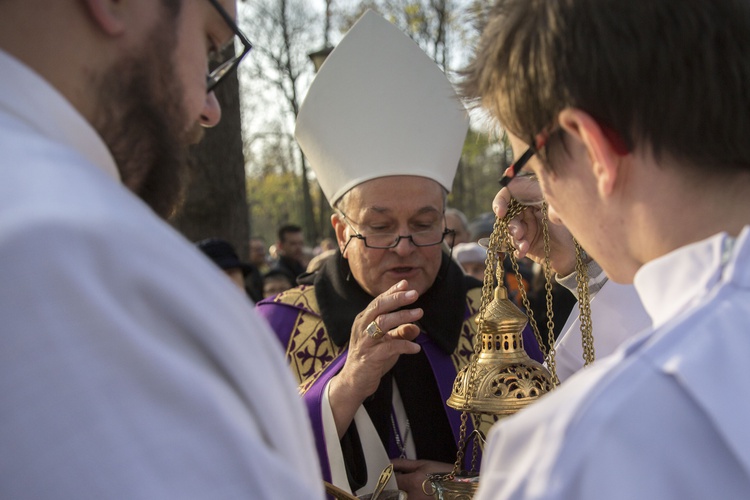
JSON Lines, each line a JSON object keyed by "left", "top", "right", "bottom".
{"left": 206, "top": 0, "right": 253, "bottom": 93}
{"left": 340, "top": 212, "right": 454, "bottom": 250}
{"left": 499, "top": 146, "right": 535, "bottom": 188}
{"left": 498, "top": 130, "right": 553, "bottom": 188}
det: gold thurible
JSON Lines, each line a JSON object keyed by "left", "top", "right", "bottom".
{"left": 448, "top": 199, "right": 555, "bottom": 416}
{"left": 446, "top": 261, "right": 554, "bottom": 415}
{"left": 425, "top": 199, "right": 559, "bottom": 500}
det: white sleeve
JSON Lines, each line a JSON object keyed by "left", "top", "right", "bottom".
{"left": 554, "top": 280, "right": 651, "bottom": 382}
{"left": 321, "top": 381, "right": 399, "bottom": 496}
{"left": 0, "top": 217, "right": 325, "bottom": 499}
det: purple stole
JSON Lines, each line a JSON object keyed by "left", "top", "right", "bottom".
{"left": 257, "top": 285, "right": 541, "bottom": 483}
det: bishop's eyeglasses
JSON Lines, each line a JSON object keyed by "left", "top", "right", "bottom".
{"left": 206, "top": 0, "right": 253, "bottom": 93}
{"left": 339, "top": 212, "right": 454, "bottom": 249}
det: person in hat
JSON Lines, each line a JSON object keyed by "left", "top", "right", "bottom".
{"left": 0, "top": 0, "right": 324, "bottom": 498}
{"left": 255, "top": 10, "right": 543, "bottom": 499}
{"left": 196, "top": 237, "right": 264, "bottom": 301}
{"left": 452, "top": 242, "right": 488, "bottom": 282}
{"left": 460, "top": 0, "right": 750, "bottom": 498}
{"left": 196, "top": 237, "right": 253, "bottom": 289}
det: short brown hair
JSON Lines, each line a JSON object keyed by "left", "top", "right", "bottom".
{"left": 460, "top": 0, "right": 750, "bottom": 173}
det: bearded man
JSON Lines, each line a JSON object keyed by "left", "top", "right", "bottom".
{"left": 0, "top": 0, "right": 323, "bottom": 497}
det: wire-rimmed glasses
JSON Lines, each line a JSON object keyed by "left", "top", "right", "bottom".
{"left": 340, "top": 212, "right": 454, "bottom": 249}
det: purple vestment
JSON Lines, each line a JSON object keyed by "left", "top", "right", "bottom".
{"left": 257, "top": 283, "right": 543, "bottom": 487}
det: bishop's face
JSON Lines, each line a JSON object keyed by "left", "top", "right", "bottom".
{"left": 334, "top": 176, "right": 447, "bottom": 297}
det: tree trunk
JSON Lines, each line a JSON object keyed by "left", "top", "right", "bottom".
{"left": 170, "top": 71, "right": 250, "bottom": 258}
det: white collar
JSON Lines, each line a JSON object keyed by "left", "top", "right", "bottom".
{"left": 0, "top": 49, "right": 120, "bottom": 182}
{"left": 634, "top": 229, "right": 746, "bottom": 329}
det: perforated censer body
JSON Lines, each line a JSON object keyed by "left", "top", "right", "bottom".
{"left": 447, "top": 280, "right": 554, "bottom": 415}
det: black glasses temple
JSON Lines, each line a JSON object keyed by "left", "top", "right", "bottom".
{"left": 499, "top": 147, "right": 535, "bottom": 188}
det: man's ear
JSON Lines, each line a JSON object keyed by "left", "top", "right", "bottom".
{"left": 331, "top": 213, "right": 348, "bottom": 254}
{"left": 557, "top": 108, "right": 621, "bottom": 197}
{"left": 83, "top": 0, "right": 127, "bottom": 35}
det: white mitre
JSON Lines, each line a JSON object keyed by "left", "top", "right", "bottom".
{"left": 295, "top": 9, "right": 470, "bottom": 206}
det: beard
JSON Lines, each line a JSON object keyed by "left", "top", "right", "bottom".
{"left": 92, "top": 17, "right": 193, "bottom": 219}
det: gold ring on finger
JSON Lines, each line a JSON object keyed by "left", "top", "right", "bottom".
{"left": 365, "top": 320, "right": 385, "bottom": 340}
